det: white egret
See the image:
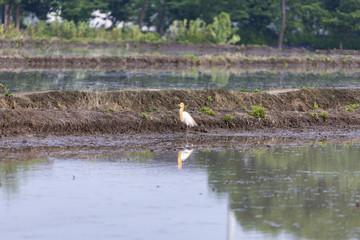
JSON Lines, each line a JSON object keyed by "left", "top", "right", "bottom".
{"left": 178, "top": 102, "right": 197, "bottom": 137}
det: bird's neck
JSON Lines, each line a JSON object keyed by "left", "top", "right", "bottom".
{"left": 179, "top": 107, "right": 184, "bottom": 121}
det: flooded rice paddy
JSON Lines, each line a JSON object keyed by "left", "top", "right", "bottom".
{"left": 1, "top": 143, "right": 360, "bottom": 240}
{"left": 1, "top": 69, "right": 360, "bottom": 92}
{"left": 2, "top": 48, "right": 360, "bottom": 240}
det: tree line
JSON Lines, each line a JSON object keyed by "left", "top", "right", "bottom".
{"left": 1, "top": 0, "right": 360, "bottom": 49}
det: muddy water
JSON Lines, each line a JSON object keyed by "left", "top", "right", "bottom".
{"left": 1, "top": 70, "right": 360, "bottom": 92}
{"left": 1, "top": 143, "right": 360, "bottom": 239}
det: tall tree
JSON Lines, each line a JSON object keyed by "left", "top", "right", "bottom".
{"left": 278, "top": 0, "right": 286, "bottom": 49}
{"left": 5, "top": 3, "right": 10, "bottom": 31}
{"left": 103, "top": 0, "right": 134, "bottom": 27}
{"left": 22, "top": 0, "right": 54, "bottom": 21}
{"left": 138, "top": 0, "right": 147, "bottom": 30}
{"left": 57, "top": 0, "right": 107, "bottom": 23}
{"left": 156, "top": 0, "right": 166, "bottom": 34}
{"left": 322, "top": 0, "right": 360, "bottom": 49}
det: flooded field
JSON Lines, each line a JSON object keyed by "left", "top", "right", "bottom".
{"left": 1, "top": 69, "right": 360, "bottom": 92}
{"left": 2, "top": 43, "right": 360, "bottom": 240}
{"left": 1, "top": 143, "right": 360, "bottom": 240}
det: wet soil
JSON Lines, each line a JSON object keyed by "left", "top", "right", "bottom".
{"left": 1, "top": 88, "right": 360, "bottom": 139}
{"left": 0, "top": 54, "right": 359, "bottom": 71}
{"left": 0, "top": 40, "right": 360, "bottom": 71}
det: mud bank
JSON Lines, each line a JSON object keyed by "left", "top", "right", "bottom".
{"left": 1, "top": 88, "right": 360, "bottom": 137}
{"left": 0, "top": 54, "right": 359, "bottom": 70}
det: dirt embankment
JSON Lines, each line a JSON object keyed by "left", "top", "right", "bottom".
{"left": 0, "top": 40, "right": 360, "bottom": 70}
{"left": 1, "top": 88, "right": 360, "bottom": 137}
{"left": 0, "top": 54, "right": 359, "bottom": 70}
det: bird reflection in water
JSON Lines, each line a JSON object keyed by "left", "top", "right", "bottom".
{"left": 177, "top": 149, "right": 194, "bottom": 169}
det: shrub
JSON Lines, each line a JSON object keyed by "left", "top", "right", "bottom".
{"left": 312, "top": 103, "right": 319, "bottom": 110}
{"left": 141, "top": 112, "right": 149, "bottom": 119}
{"left": 222, "top": 114, "right": 235, "bottom": 122}
{"left": 250, "top": 105, "right": 266, "bottom": 119}
{"left": 345, "top": 104, "right": 360, "bottom": 112}
{"left": 199, "top": 107, "right": 215, "bottom": 115}
{"left": 320, "top": 111, "right": 328, "bottom": 120}
{"left": 239, "top": 87, "right": 248, "bottom": 92}
{"left": 309, "top": 113, "right": 318, "bottom": 119}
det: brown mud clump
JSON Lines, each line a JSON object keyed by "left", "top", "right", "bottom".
{"left": 1, "top": 88, "right": 360, "bottom": 137}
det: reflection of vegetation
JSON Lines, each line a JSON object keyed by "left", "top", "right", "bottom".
{"left": 3, "top": 69, "right": 360, "bottom": 93}
{"left": 210, "top": 71, "right": 229, "bottom": 88}
{"left": 0, "top": 158, "right": 49, "bottom": 195}
{"left": 196, "top": 144, "right": 360, "bottom": 239}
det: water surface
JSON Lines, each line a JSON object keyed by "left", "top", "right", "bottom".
{"left": 1, "top": 143, "right": 360, "bottom": 239}
{"left": 1, "top": 70, "right": 360, "bottom": 92}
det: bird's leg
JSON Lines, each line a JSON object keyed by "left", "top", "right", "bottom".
{"left": 185, "top": 126, "right": 189, "bottom": 140}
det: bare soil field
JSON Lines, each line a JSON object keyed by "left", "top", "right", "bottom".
{"left": 1, "top": 88, "right": 360, "bottom": 137}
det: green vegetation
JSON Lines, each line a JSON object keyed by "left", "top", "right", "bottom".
{"left": 320, "top": 111, "right": 328, "bottom": 120}
{"left": 199, "top": 107, "right": 215, "bottom": 116}
{"left": 170, "top": 12, "right": 240, "bottom": 44}
{"left": 253, "top": 89, "right": 261, "bottom": 93}
{"left": 239, "top": 88, "right": 248, "bottom": 92}
{"left": 167, "top": 111, "right": 173, "bottom": 114}
{"left": 309, "top": 113, "right": 318, "bottom": 119}
{"left": 312, "top": 103, "right": 319, "bottom": 110}
{"left": 184, "top": 54, "right": 197, "bottom": 62}
{"left": 141, "top": 112, "right": 149, "bottom": 119}
{"left": 242, "top": 106, "right": 247, "bottom": 111}
{"left": 148, "top": 106, "right": 153, "bottom": 112}
{"left": 345, "top": 104, "right": 360, "bottom": 112}
{"left": 156, "top": 109, "right": 161, "bottom": 113}
{"left": 331, "top": 95, "right": 335, "bottom": 100}
{"left": 207, "top": 96, "right": 213, "bottom": 102}
{"left": 1, "top": 1, "right": 360, "bottom": 49}
{"left": 0, "top": 83, "right": 13, "bottom": 122}
{"left": 250, "top": 104, "right": 266, "bottom": 119}
{"left": 222, "top": 114, "right": 235, "bottom": 122}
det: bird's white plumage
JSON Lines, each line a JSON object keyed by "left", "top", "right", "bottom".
{"left": 180, "top": 111, "right": 197, "bottom": 127}
{"left": 179, "top": 149, "right": 194, "bottom": 161}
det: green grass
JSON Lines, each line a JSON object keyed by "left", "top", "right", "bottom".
{"left": 253, "top": 89, "right": 261, "bottom": 93}
{"left": 168, "top": 111, "right": 173, "bottom": 114}
{"left": 199, "top": 107, "right": 215, "bottom": 116}
{"left": 250, "top": 105, "right": 266, "bottom": 119}
{"left": 207, "top": 96, "right": 213, "bottom": 102}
